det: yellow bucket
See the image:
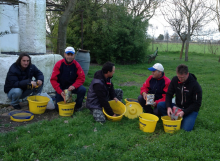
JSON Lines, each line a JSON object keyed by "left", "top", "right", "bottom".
{"left": 139, "top": 113, "right": 159, "bottom": 133}
{"left": 102, "top": 100, "right": 126, "bottom": 122}
{"left": 124, "top": 98, "right": 138, "bottom": 104}
{"left": 161, "top": 116, "right": 182, "bottom": 133}
{"left": 27, "top": 96, "right": 50, "bottom": 114}
{"left": 57, "top": 101, "right": 76, "bottom": 116}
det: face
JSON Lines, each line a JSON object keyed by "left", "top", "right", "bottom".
{"left": 152, "top": 70, "right": 162, "bottom": 79}
{"left": 64, "top": 53, "right": 75, "bottom": 63}
{"left": 20, "top": 56, "right": 30, "bottom": 69}
{"left": 177, "top": 72, "right": 189, "bottom": 83}
{"left": 108, "top": 66, "right": 115, "bottom": 77}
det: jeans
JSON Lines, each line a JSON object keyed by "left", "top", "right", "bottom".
{"left": 55, "top": 85, "right": 86, "bottom": 112}
{"left": 157, "top": 101, "right": 198, "bottom": 131}
{"left": 138, "top": 95, "right": 160, "bottom": 116}
{"left": 7, "top": 85, "right": 43, "bottom": 106}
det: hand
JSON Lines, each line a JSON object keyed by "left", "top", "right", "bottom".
{"left": 152, "top": 102, "right": 157, "bottom": 107}
{"left": 31, "top": 81, "right": 37, "bottom": 88}
{"left": 61, "top": 91, "right": 66, "bottom": 103}
{"left": 113, "top": 97, "right": 119, "bottom": 102}
{"left": 167, "top": 107, "right": 172, "bottom": 117}
{"left": 37, "top": 80, "right": 42, "bottom": 87}
{"left": 68, "top": 86, "right": 75, "bottom": 91}
{"left": 143, "top": 92, "right": 147, "bottom": 100}
{"left": 112, "top": 114, "right": 117, "bottom": 117}
{"left": 178, "top": 111, "right": 184, "bottom": 117}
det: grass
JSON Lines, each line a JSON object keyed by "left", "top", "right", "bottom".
{"left": 151, "top": 42, "right": 220, "bottom": 55}
{"left": 1, "top": 51, "right": 220, "bottom": 160}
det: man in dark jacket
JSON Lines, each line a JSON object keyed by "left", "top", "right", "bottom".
{"left": 50, "top": 46, "right": 86, "bottom": 112}
{"left": 138, "top": 63, "right": 171, "bottom": 116}
{"left": 157, "top": 64, "right": 202, "bottom": 131}
{"left": 86, "top": 62, "right": 123, "bottom": 123}
{"left": 4, "top": 53, "right": 44, "bottom": 109}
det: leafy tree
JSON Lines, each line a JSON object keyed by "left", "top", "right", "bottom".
{"left": 157, "top": 34, "right": 164, "bottom": 40}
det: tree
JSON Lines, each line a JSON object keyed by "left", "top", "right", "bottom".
{"left": 157, "top": 34, "right": 164, "bottom": 40}
{"left": 161, "top": 0, "right": 214, "bottom": 61}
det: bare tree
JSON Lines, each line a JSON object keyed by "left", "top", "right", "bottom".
{"left": 161, "top": 0, "right": 214, "bottom": 61}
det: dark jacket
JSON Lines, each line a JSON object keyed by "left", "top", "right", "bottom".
{"left": 166, "top": 73, "right": 202, "bottom": 116}
{"left": 86, "top": 70, "right": 115, "bottom": 116}
{"left": 50, "top": 59, "right": 85, "bottom": 94}
{"left": 4, "top": 63, "right": 44, "bottom": 93}
{"left": 140, "top": 73, "right": 171, "bottom": 105}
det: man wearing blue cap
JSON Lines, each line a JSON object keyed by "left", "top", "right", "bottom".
{"left": 50, "top": 46, "right": 86, "bottom": 112}
{"left": 138, "top": 63, "right": 171, "bottom": 116}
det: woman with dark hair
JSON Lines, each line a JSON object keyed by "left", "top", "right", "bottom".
{"left": 4, "top": 53, "right": 44, "bottom": 109}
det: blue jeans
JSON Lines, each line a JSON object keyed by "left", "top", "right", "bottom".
{"left": 157, "top": 101, "right": 198, "bottom": 131}
{"left": 7, "top": 86, "right": 43, "bottom": 106}
{"left": 55, "top": 85, "right": 86, "bottom": 112}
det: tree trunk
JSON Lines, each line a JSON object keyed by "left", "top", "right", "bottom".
{"left": 56, "top": 0, "right": 77, "bottom": 57}
{"left": 180, "top": 40, "right": 185, "bottom": 59}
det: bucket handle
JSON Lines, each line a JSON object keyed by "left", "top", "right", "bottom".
{"left": 139, "top": 116, "right": 155, "bottom": 122}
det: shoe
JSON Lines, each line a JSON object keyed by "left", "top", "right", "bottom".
{"left": 74, "top": 106, "right": 83, "bottom": 112}
{"left": 12, "top": 104, "right": 21, "bottom": 110}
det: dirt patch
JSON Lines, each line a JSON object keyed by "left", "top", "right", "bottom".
{"left": 119, "top": 81, "right": 142, "bottom": 87}
{"left": 0, "top": 101, "right": 86, "bottom": 133}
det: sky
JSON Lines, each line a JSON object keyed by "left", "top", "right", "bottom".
{"left": 148, "top": 8, "right": 220, "bottom": 41}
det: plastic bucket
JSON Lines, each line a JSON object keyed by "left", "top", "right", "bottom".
{"left": 124, "top": 98, "right": 139, "bottom": 104}
{"left": 103, "top": 100, "right": 126, "bottom": 122}
{"left": 57, "top": 101, "right": 76, "bottom": 116}
{"left": 161, "top": 116, "right": 182, "bottom": 133}
{"left": 139, "top": 113, "right": 159, "bottom": 133}
{"left": 27, "top": 96, "right": 50, "bottom": 114}
{"left": 75, "top": 49, "right": 90, "bottom": 75}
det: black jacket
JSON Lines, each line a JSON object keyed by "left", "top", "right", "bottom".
{"left": 166, "top": 73, "right": 202, "bottom": 116}
{"left": 4, "top": 63, "right": 44, "bottom": 93}
{"left": 86, "top": 70, "right": 115, "bottom": 116}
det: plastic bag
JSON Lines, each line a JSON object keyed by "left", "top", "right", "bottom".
{"left": 171, "top": 106, "right": 182, "bottom": 120}
{"left": 64, "top": 89, "right": 73, "bottom": 103}
{"left": 146, "top": 94, "right": 155, "bottom": 105}
{"left": 38, "top": 92, "right": 55, "bottom": 110}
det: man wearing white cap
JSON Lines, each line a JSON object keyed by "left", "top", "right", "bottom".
{"left": 50, "top": 46, "right": 86, "bottom": 112}
{"left": 138, "top": 63, "right": 171, "bottom": 115}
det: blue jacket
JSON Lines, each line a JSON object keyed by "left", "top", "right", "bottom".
{"left": 4, "top": 63, "right": 44, "bottom": 93}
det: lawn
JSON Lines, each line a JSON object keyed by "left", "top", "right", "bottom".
{"left": 1, "top": 51, "right": 220, "bottom": 160}
{"left": 151, "top": 42, "right": 220, "bottom": 55}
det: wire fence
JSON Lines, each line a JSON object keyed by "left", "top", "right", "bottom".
{"left": 151, "top": 40, "right": 220, "bottom": 55}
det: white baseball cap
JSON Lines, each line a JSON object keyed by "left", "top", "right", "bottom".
{"left": 65, "top": 46, "right": 75, "bottom": 54}
{"left": 148, "top": 63, "right": 164, "bottom": 72}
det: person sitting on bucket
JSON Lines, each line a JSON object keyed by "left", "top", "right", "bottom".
{"left": 138, "top": 63, "right": 171, "bottom": 116}
{"left": 50, "top": 47, "right": 86, "bottom": 112}
{"left": 86, "top": 62, "right": 123, "bottom": 123}
{"left": 157, "top": 64, "right": 202, "bottom": 131}
{"left": 4, "top": 53, "right": 44, "bottom": 109}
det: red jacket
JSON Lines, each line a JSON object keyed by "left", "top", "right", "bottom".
{"left": 50, "top": 59, "right": 85, "bottom": 94}
{"left": 140, "top": 74, "right": 170, "bottom": 105}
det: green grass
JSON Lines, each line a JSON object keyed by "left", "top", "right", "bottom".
{"left": 151, "top": 42, "right": 220, "bottom": 55}
{"left": 1, "top": 51, "right": 220, "bottom": 160}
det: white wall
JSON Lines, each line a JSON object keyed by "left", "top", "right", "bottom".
{"left": 0, "top": 5, "right": 19, "bottom": 52}
{"left": 0, "top": 54, "right": 63, "bottom": 104}
{"left": 19, "top": 0, "right": 46, "bottom": 53}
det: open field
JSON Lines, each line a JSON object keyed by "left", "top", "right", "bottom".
{"left": 151, "top": 42, "right": 220, "bottom": 55}
{"left": 1, "top": 51, "right": 220, "bottom": 160}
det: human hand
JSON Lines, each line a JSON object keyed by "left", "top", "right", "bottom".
{"left": 167, "top": 107, "right": 172, "bottom": 117}
{"left": 37, "top": 80, "right": 42, "bottom": 87}
{"left": 178, "top": 111, "right": 184, "bottom": 117}
{"left": 31, "top": 81, "right": 37, "bottom": 88}
{"left": 152, "top": 102, "right": 157, "bottom": 107}
{"left": 113, "top": 97, "right": 119, "bottom": 102}
{"left": 112, "top": 114, "right": 117, "bottom": 117}
{"left": 61, "top": 91, "right": 66, "bottom": 103}
{"left": 68, "top": 86, "right": 75, "bottom": 91}
{"left": 143, "top": 92, "right": 147, "bottom": 100}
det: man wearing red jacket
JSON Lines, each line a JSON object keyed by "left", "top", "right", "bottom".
{"left": 50, "top": 47, "right": 86, "bottom": 112}
{"left": 138, "top": 63, "right": 170, "bottom": 116}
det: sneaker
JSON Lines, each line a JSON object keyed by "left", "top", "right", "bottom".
{"left": 12, "top": 104, "right": 21, "bottom": 110}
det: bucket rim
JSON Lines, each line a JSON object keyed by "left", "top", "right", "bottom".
{"left": 27, "top": 96, "right": 50, "bottom": 103}
{"left": 161, "top": 116, "right": 182, "bottom": 122}
{"left": 139, "top": 113, "right": 159, "bottom": 122}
